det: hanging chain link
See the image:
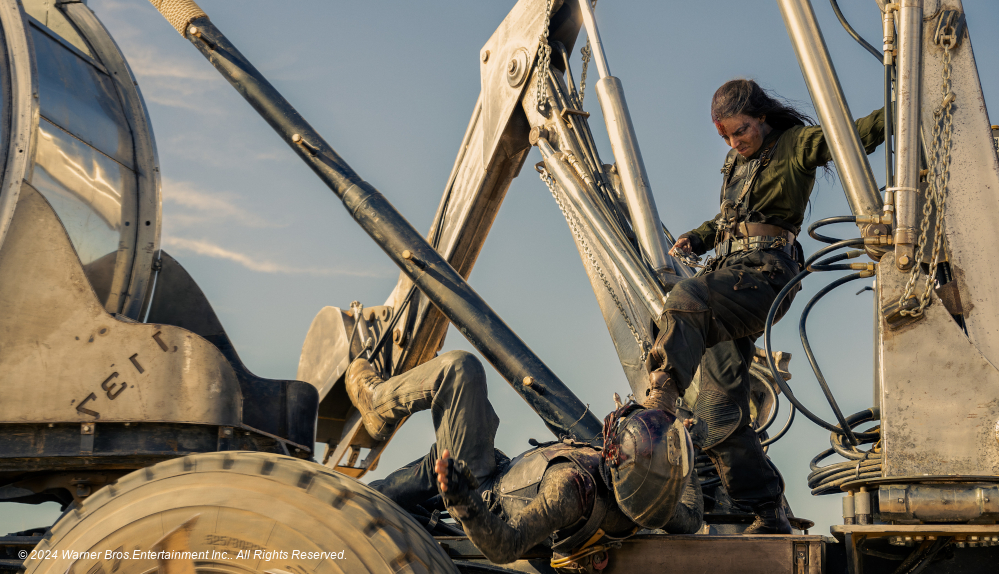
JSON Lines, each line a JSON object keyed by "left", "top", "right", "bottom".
{"left": 538, "top": 164, "right": 650, "bottom": 361}
{"left": 577, "top": 0, "right": 598, "bottom": 106}
{"left": 899, "top": 42, "right": 956, "bottom": 317}
{"left": 535, "top": 0, "right": 553, "bottom": 111}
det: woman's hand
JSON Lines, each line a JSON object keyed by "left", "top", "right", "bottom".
{"left": 670, "top": 237, "right": 693, "bottom": 256}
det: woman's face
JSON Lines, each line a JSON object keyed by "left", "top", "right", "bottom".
{"left": 715, "top": 114, "right": 771, "bottom": 158}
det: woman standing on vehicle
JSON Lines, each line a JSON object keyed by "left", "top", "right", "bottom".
{"left": 648, "top": 78, "right": 885, "bottom": 534}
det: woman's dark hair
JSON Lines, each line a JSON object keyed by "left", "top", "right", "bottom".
{"left": 711, "top": 79, "right": 814, "bottom": 131}
{"left": 713, "top": 78, "right": 830, "bottom": 212}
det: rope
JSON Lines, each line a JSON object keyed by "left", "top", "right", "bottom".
{"left": 148, "top": 0, "right": 206, "bottom": 35}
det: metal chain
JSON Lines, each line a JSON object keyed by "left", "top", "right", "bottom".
{"left": 535, "top": 0, "right": 553, "bottom": 111}
{"left": 537, "top": 164, "right": 650, "bottom": 361}
{"left": 899, "top": 43, "right": 955, "bottom": 317}
{"left": 577, "top": 0, "right": 598, "bottom": 106}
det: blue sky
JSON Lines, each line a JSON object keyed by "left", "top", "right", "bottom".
{"left": 5, "top": 0, "right": 999, "bottom": 536}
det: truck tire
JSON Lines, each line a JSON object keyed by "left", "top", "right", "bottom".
{"left": 23, "top": 451, "right": 458, "bottom": 574}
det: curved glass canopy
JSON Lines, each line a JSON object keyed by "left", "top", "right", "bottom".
{"left": 0, "top": 0, "right": 160, "bottom": 317}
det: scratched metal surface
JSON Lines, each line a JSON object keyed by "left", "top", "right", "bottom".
{"left": 0, "top": 184, "right": 241, "bottom": 426}
{"left": 919, "top": 0, "right": 999, "bottom": 371}
{"left": 877, "top": 252, "right": 999, "bottom": 477}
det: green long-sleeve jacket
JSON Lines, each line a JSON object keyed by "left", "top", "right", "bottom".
{"left": 682, "top": 108, "right": 885, "bottom": 255}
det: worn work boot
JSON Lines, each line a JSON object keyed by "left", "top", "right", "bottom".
{"left": 743, "top": 504, "right": 793, "bottom": 535}
{"left": 345, "top": 358, "right": 395, "bottom": 441}
{"left": 643, "top": 370, "right": 680, "bottom": 415}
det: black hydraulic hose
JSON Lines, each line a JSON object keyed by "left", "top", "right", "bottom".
{"left": 830, "top": 408, "right": 880, "bottom": 460}
{"left": 809, "top": 249, "right": 864, "bottom": 272}
{"left": 893, "top": 537, "right": 951, "bottom": 574}
{"left": 809, "top": 215, "right": 858, "bottom": 244}
{"left": 764, "top": 238, "right": 880, "bottom": 438}
{"left": 829, "top": 0, "right": 883, "bottom": 63}
{"left": 799, "top": 273, "right": 871, "bottom": 446}
{"left": 760, "top": 403, "right": 795, "bottom": 446}
{"left": 805, "top": 238, "right": 867, "bottom": 268}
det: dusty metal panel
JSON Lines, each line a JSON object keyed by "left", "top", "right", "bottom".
{"left": 440, "top": 534, "right": 827, "bottom": 574}
{"left": 877, "top": 253, "right": 999, "bottom": 476}
{"left": 601, "top": 535, "right": 824, "bottom": 574}
{"left": 0, "top": 183, "right": 241, "bottom": 426}
{"left": 142, "top": 251, "right": 317, "bottom": 448}
{"left": 298, "top": 306, "right": 352, "bottom": 402}
{"left": 478, "top": 0, "right": 549, "bottom": 169}
{"left": 919, "top": 0, "right": 999, "bottom": 368}
{"left": 20, "top": 0, "right": 91, "bottom": 57}
{"left": 0, "top": 0, "right": 38, "bottom": 256}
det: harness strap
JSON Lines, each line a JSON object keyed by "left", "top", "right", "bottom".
{"left": 734, "top": 136, "right": 781, "bottom": 211}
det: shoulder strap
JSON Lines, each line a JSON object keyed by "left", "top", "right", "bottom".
{"left": 718, "top": 149, "right": 739, "bottom": 204}
{"left": 720, "top": 148, "right": 739, "bottom": 175}
{"left": 734, "top": 132, "right": 782, "bottom": 212}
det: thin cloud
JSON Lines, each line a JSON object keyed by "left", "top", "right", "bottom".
{"left": 163, "top": 178, "right": 278, "bottom": 228}
{"left": 163, "top": 237, "right": 388, "bottom": 278}
{"left": 122, "top": 46, "right": 224, "bottom": 112}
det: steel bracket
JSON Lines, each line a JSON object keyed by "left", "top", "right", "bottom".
{"left": 934, "top": 10, "right": 964, "bottom": 49}
{"left": 80, "top": 423, "right": 95, "bottom": 454}
{"left": 217, "top": 426, "right": 233, "bottom": 451}
{"left": 793, "top": 542, "right": 808, "bottom": 574}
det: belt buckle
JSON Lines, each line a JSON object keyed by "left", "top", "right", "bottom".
{"left": 772, "top": 235, "right": 789, "bottom": 252}
{"left": 718, "top": 240, "right": 730, "bottom": 257}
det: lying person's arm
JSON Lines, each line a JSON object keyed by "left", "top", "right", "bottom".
{"left": 437, "top": 451, "right": 586, "bottom": 564}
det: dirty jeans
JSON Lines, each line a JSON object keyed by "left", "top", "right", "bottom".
{"left": 653, "top": 248, "right": 797, "bottom": 509}
{"left": 368, "top": 350, "right": 500, "bottom": 509}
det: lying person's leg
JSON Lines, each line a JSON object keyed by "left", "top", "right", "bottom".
{"left": 348, "top": 350, "right": 500, "bottom": 502}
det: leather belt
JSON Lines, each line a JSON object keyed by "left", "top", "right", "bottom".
{"left": 716, "top": 235, "right": 794, "bottom": 258}
{"left": 720, "top": 222, "right": 796, "bottom": 244}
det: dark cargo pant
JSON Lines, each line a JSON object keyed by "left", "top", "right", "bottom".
{"left": 368, "top": 350, "right": 500, "bottom": 508}
{"left": 653, "top": 248, "right": 797, "bottom": 509}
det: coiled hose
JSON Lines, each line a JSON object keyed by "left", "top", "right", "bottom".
{"left": 808, "top": 409, "right": 882, "bottom": 495}
{"left": 762, "top": 216, "right": 882, "bottom": 494}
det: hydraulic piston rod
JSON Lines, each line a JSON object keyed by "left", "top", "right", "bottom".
{"left": 576, "top": 0, "right": 680, "bottom": 279}
{"left": 148, "top": 5, "right": 601, "bottom": 441}
{"left": 893, "top": 0, "right": 922, "bottom": 268}
{"left": 538, "top": 138, "right": 667, "bottom": 320}
{"left": 777, "top": 0, "right": 883, "bottom": 222}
